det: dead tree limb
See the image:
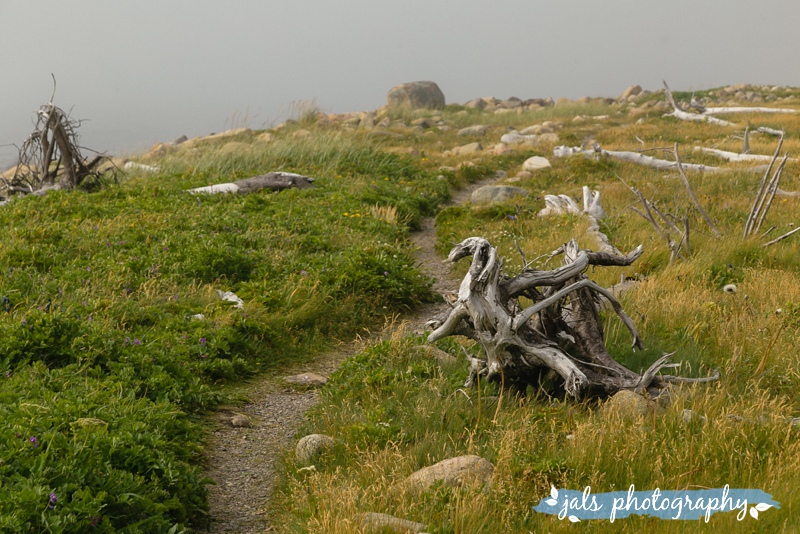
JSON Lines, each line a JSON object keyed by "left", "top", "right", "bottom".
{"left": 744, "top": 135, "right": 785, "bottom": 238}
{"left": 662, "top": 81, "right": 737, "bottom": 127}
{"left": 554, "top": 145, "right": 728, "bottom": 173}
{"left": 673, "top": 144, "right": 721, "bottom": 237}
{"left": 426, "top": 238, "right": 716, "bottom": 399}
{"left": 762, "top": 226, "right": 800, "bottom": 247}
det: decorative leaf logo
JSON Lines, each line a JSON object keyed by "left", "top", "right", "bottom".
{"left": 749, "top": 506, "right": 759, "bottom": 520}
{"left": 755, "top": 503, "right": 773, "bottom": 512}
{"left": 568, "top": 515, "right": 581, "bottom": 522}
{"left": 545, "top": 486, "right": 559, "bottom": 507}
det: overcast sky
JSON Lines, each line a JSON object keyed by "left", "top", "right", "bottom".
{"left": 2, "top": 1, "right": 799, "bottom": 169}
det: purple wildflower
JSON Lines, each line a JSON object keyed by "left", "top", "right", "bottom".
{"left": 199, "top": 338, "right": 207, "bottom": 346}
{"left": 4, "top": 371, "right": 10, "bottom": 378}
{"left": 132, "top": 339, "right": 141, "bottom": 346}
{"left": 90, "top": 516, "right": 102, "bottom": 527}
{"left": 49, "top": 493, "right": 57, "bottom": 508}
{"left": 383, "top": 271, "right": 389, "bottom": 276}
{"left": 29, "top": 436, "right": 38, "bottom": 447}
{"left": 300, "top": 270, "right": 307, "bottom": 276}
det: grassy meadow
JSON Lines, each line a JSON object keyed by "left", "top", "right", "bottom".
{"left": 2, "top": 85, "right": 800, "bottom": 532}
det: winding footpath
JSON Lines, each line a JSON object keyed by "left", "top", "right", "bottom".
{"left": 203, "top": 179, "right": 493, "bottom": 532}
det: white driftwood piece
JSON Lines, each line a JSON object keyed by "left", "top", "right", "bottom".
{"left": 665, "top": 108, "right": 736, "bottom": 127}
{"left": 703, "top": 106, "right": 799, "bottom": 115}
{"left": 692, "top": 147, "right": 796, "bottom": 163}
{"left": 539, "top": 186, "right": 618, "bottom": 255}
{"left": 661, "top": 80, "right": 737, "bottom": 127}
{"left": 553, "top": 146, "right": 727, "bottom": 173}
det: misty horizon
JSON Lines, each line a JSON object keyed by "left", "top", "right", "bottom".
{"left": 3, "top": 0, "right": 800, "bottom": 170}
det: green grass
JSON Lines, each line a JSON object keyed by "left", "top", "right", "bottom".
{"left": 0, "top": 131, "right": 452, "bottom": 531}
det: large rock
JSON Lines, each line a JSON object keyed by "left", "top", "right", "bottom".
{"left": 521, "top": 156, "right": 552, "bottom": 172}
{"left": 404, "top": 455, "right": 494, "bottom": 491}
{"left": 470, "top": 185, "right": 528, "bottom": 205}
{"left": 387, "top": 81, "right": 445, "bottom": 110}
{"left": 296, "top": 434, "right": 336, "bottom": 465}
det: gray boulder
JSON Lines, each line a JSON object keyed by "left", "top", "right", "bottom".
{"left": 387, "top": 81, "right": 445, "bottom": 110}
{"left": 470, "top": 185, "right": 528, "bottom": 205}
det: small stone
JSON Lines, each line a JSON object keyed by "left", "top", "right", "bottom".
{"left": 601, "top": 390, "right": 653, "bottom": 421}
{"left": 500, "top": 130, "right": 536, "bottom": 145}
{"left": 296, "top": 434, "right": 336, "bottom": 465}
{"left": 360, "top": 512, "right": 426, "bottom": 533}
{"left": 451, "top": 142, "right": 483, "bottom": 156}
{"left": 521, "top": 156, "right": 552, "bottom": 172}
{"left": 493, "top": 143, "right": 512, "bottom": 156}
{"left": 284, "top": 372, "right": 328, "bottom": 387}
{"left": 412, "top": 345, "right": 457, "bottom": 365}
{"left": 457, "top": 125, "right": 487, "bottom": 137}
{"left": 230, "top": 414, "right": 252, "bottom": 428}
{"left": 537, "top": 133, "right": 560, "bottom": 145}
{"left": 403, "top": 455, "right": 494, "bottom": 492}
{"left": 359, "top": 512, "right": 427, "bottom": 533}
{"left": 620, "top": 84, "right": 643, "bottom": 101}
{"left": 470, "top": 185, "right": 528, "bottom": 205}
{"left": 464, "top": 98, "right": 487, "bottom": 110}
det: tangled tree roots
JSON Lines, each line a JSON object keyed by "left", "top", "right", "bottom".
{"left": 426, "top": 237, "right": 717, "bottom": 399}
{"left": 2, "top": 102, "right": 115, "bottom": 200}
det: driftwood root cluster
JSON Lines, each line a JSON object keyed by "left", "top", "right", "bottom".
{"left": 427, "top": 238, "right": 716, "bottom": 399}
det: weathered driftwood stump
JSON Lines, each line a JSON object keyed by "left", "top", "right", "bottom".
{"left": 427, "top": 237, "right": 714, "bottom": 399}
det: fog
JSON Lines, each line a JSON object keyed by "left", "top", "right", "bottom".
{"left": 2, "top": 0, "right": 799, "bottom": 169}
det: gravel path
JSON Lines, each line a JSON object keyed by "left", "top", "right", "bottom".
{"left": 203, "top": 178, "right": 495, "bottom": 533}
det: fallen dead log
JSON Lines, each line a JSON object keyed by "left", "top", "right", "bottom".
{"left": 554, "top": 145, "right": 728, "bottom": 173}
{"left": 187, "top": 172, "right": 315, "bottom": 195}
{"left": 426, "top": 238, "right": 716, "bottom": 399}
{"left": 703, "top": 106, "right": 798, "bottom": 115}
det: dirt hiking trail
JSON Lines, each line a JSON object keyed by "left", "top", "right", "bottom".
{"left": 203, "top": 178, "right": 495, "bottom": 532}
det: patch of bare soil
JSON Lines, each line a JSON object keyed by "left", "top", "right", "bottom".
{"left": 203, "top": 177, "right": 496, "bottom": 532}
